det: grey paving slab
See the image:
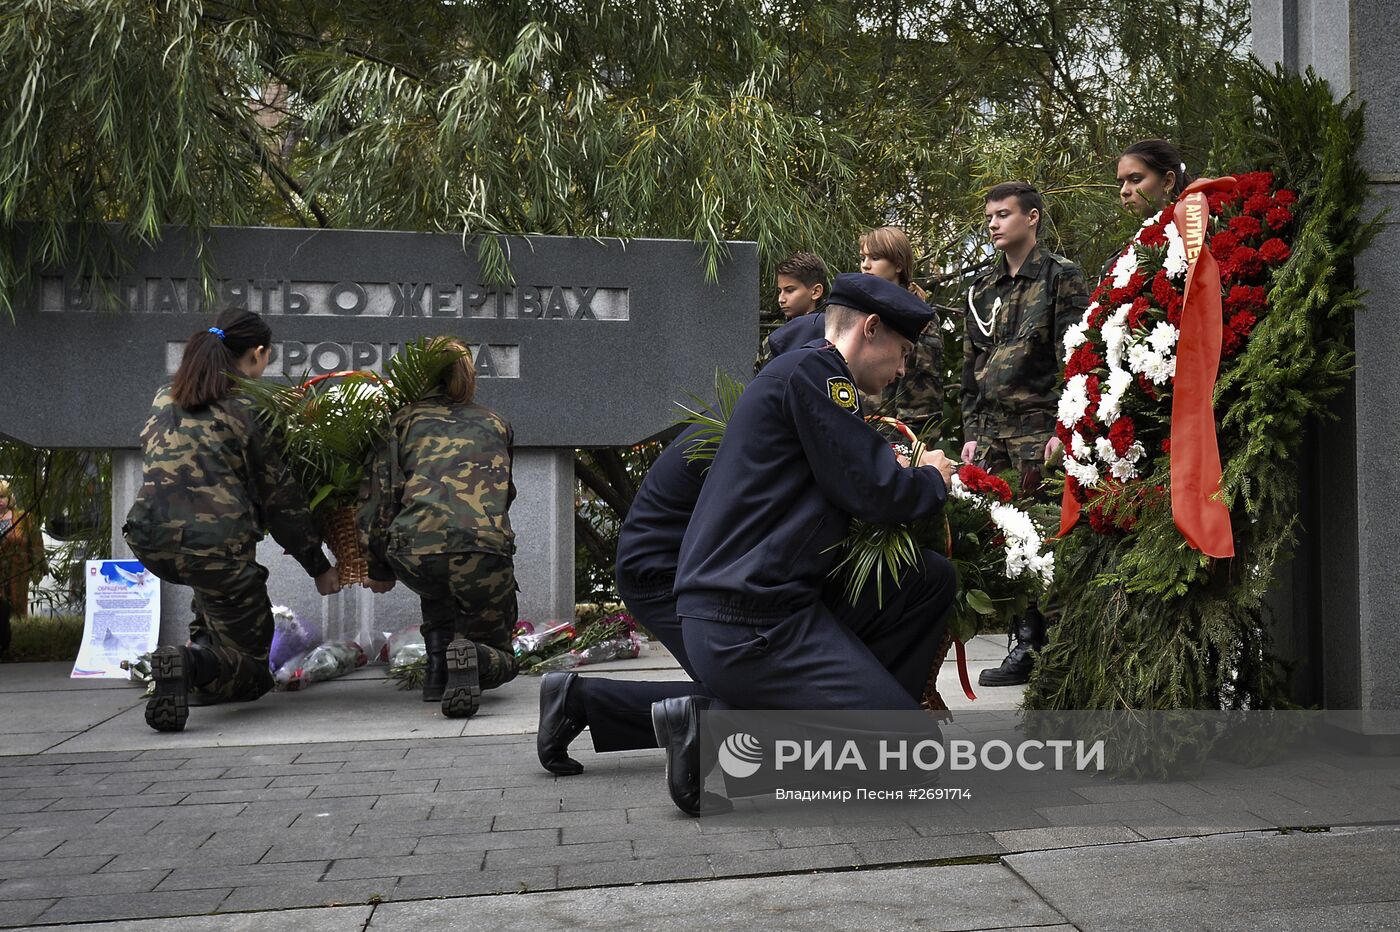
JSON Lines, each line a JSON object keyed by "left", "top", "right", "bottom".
{"left": 32, "top": 905, "right": 372, "bottom": 931}
{"left": 34, "top": 887, "right": 232, "bottom": 925}
{"left": 370, "top": 863, "right": 1065, "bottom": 932}
{"left": 1004, "top": 825, "right": 1400, "bottom": 932}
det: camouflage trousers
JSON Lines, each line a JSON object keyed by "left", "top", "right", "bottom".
{"left": 389, "top": 551, "right": 519, "bottom": 690}
{"left": 975, "top": 434, "right": 1049, "bottom": 499}
{"left": 126, "top": 547, "right": 276, "bottom": 704}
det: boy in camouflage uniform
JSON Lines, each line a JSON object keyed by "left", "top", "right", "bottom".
{"left": 359, "top": 337, "right": 518, "bottom": 718}
{"left": 125, "top": 309, "right": 340, "bottom": 733}
{"left": 961, "top": 182, "right": 1089, "bottom": 686}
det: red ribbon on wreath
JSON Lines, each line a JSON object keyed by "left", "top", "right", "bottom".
{"left": 1171, "top": 178, "right": 1237, "bottom": 557}
{"left": 1059, "top": 177, "right": 1236, "bottom": 559}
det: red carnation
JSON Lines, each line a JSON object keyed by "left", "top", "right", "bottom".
{"left": 1065, "top": 343, "right": 1104, "bottom": 378}
{"left": 1127, "top": 296, "right": 1152, "bottom": 329}
{"left": 1221, "top": 326, "right": 1244, "bottom": 358}
{"left": 1225, "top": 284, "right": 1267, "bottom": 314}
{"left": 1088, "top": 506, "right": 1115, "bottom": 534}
{"left": 1244, "top": 193, "right": 1273, "bottom": 216}
{"left": 1126, "top": 271, "right": 1146, "bottom": 295}
{"left": 1228, "top": 215, "right": 1263, "bottom": 240}
{"left": 1227, "top": 245, "right": 1265, "bottom": 281}
{"left": 1265, "top": 206, "right": 1293, "bottom": 231}
{"left": 1107, "top": 286, "right": 1131, "bottom": 306}
{"left": 1206, "top": 191, "right": 1234, "bottom": 215}
{"left": 1151, "top": 270, "right": 1179, "bottom": 308}
{"left": 1275, "top": 189, "right": 1298, "bottom": 206}
{"left": 1075, "top": 416, "right": 1097, "bottom": 436}
{"left": 1087, "top": 302, "right": 1108, "bottom": 329}
{"left": 1160, "top": 438, "right": 1171, "bottom": 454}
{"left": 1229, "top": 310, "right": 1258, "bottom": 341}
{"left": 1210, "top": 229, "right": 1240, "bottom": 261}
{"left": 1165, "top": 293, "right": 1184, "bottom": 327}
{"left": 1086, "top": 375, "right": 1102, "bottom": 403}
{"left": 1055, "top": 421, "right": 1073, "bottom": 446}
{"left": 1259, "top": 238, "right": 1291, "bottom": 265}
{"left": 1139, "top": 223, "right": 1168, "bottom": 248}
{"left": 1068, "top": 474, "right": 1088, "bottom": 504}
{"left": 956, "top": 464, "right": 1012, "bottom": 503}
{"left": 1109, "top": 417, "right": 1136, "bottom": 457}
{"left": 1236, "top": 171, "right": 1275, "bottom": 198}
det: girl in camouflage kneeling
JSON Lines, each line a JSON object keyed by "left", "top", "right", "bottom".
{"left": 359, "top": 337, "right": 519, "bottom": 718}
{"left": 125, "top": 308, "right": 341, "bottom": 733}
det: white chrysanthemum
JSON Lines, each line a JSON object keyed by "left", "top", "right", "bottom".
{"left": 1165, "top": 222, "right": 1188, "bottom": 279}
{"left": 1101, "top": 305, "right": 1131, "bottom": 369}
{"left": 1070, "top": 432, "right": 1089, "bottom": 459}
{"left": 1110, "top": 458, "right": 1140, "bottom": 481}
{"left": 1125, "top": 441, "right": 1146, "bottom": 464}
{"left": 1065, "top": 455, "right": 1101, "bottom": 488}
{"left": 1111, "top": 248, "right": 1138, "bottom": 287}
{"left": 1097, "top": 367, "right": 1134, "bottom": 426}
{"left": 1141, "top": 210, "right": 1166, "bottom": 228}
{"left": 1058, "top": 373, "right": 1090, "bottom": 427}
{"left": 1148, "top": 321, "right": 1178, "bottom": 354}
{"left": 948, "top": 475, "right": 975, "bottom": 501}
{"left": 1094, "top": 436, "right": 1117, "bottom": 463}
{"left": 1062, "top": 320, "right": 1090, "bottom": 363}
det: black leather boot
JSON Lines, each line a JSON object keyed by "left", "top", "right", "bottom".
{"left": 978, "top": 610, "right": 1047, "bottom": 688}
{"left": 537, "top": 672, "right": 586, "bottom": 776}
{"left": 651, "top": 696, "right": 733, "bottom": 817}
{"left": 145, "top": 646, "right": 190, "bottom": 732}
{"left": 421, "top": 629, "right": 452, "bottom": 703}
{"left": 441, "top": 637, "right": 481, "bottom": 718}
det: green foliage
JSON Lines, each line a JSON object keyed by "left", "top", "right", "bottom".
{"left": 237, "top": 336, "right": 465, "bottom": 514}
{"left": 1025, "top": 65, "right": 1375, "bottom": 776}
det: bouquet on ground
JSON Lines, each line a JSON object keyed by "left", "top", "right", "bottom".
{"left": 512, "top": 611, "right": 641, "bottom": 674}
{"left": 239, "top": 338, "right": 467, "bottom": 582}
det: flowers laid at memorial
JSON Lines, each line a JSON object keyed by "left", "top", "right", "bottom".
{"left": 1024, "top": 67, "right": 1375, "bottom": 774}
{"left": 239, "top": 337, "right": 466, "bottom": 582}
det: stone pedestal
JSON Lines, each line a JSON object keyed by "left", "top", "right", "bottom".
{"left": 1255, "top": 0, "right": 1400, "bottom": 733}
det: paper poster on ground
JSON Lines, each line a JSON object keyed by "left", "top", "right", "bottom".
{"left": 71, "top": 559, "right": 160, "bottom": 679}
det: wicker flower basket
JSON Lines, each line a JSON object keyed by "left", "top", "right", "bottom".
{"left": 322, "top": 503, "right": 369, "bottom": 585}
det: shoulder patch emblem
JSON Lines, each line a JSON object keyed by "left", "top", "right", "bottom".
{"left": 826, "top": 377, "right": 859, "bottom": 412}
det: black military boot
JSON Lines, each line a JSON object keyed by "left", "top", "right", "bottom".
{"left": 421, "top": 628, "right": 452, "bottom": 703}
{"left": 145, "top": 646, "right": 191, "bottom": 732}
{"left": 978, "top": 610, "right": 1047, "bottom": 688}
{"left": 441, "top": 637, "right": 482, "bottom": 718}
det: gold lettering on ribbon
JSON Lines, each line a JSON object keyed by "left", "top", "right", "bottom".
{"left": 1176, "top": 192, "right": 1208, "bottom": 264}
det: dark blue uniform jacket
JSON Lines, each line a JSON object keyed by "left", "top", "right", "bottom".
{"left": 766, "top": 311, "right": 825, "bottom": 358}
{"left": 675, "top": 340, "right": 948, "bottom": 623}
{"left": 614, "top": 425, "right": 706, "bottom": 590}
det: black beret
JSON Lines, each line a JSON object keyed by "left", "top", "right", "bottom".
{"left": 825, "top": 273, "right": 933, "bottom": 343}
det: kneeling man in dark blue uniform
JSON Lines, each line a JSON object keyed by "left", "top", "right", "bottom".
{"left": 656, "top": 273, "right": 958, "bottom": 815}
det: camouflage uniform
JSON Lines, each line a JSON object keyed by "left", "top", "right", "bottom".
{"left": 123, "top": 385, "right": 330, "bottom": 703}
{"left": 963, "top": 245, "right": 1087, "bottom": 684}
{"left": 962, "top": 244, "right": 1089, "bottom": 489}
{"left": 358, "top": 391, "right": 519, "bottom": 689}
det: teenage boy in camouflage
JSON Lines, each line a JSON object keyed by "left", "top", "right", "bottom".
{"left": 961, "top": 182, "right": 1088, "bottom": 687}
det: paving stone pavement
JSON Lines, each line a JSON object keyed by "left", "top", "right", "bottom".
{"left": 2, "top": 641, "right": 1399, "bottom": 929}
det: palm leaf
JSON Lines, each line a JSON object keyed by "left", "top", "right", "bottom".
{"left": 675, "top": 368, "right": 745, "bottom": 467}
